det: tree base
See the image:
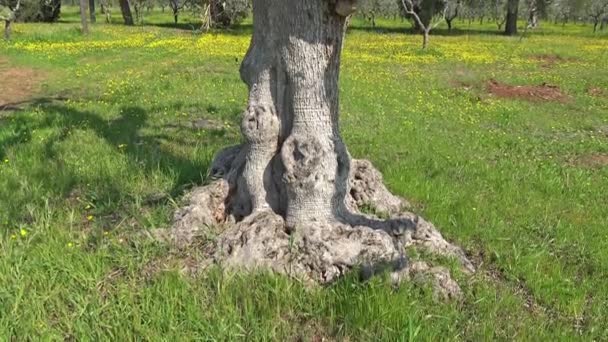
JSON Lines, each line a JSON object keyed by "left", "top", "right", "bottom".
{"left": 170, "top": 145, "right": 474, "bottom": 300}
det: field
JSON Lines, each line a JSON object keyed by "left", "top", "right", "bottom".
{"left": 1, "top": 7, "right": 607, "bottom": 340}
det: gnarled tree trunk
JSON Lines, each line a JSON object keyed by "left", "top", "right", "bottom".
{"left": 170, "top": 0, "right": 473, "bottom": 294}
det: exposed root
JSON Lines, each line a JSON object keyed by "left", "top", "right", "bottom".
{"left": 169, "top": 145, "right": 474, "bottom": 299}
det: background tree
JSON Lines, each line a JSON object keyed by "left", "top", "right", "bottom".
{"left": 89, "top": 0, "right": 95, "bottom": 22}
{"left": 6, "top": 0, "right": 60, "bottom": 22}
{"left": 444, "top": 0, "right": 460, "bottom": 30}
{"left": 100, "top": 0, "right": 111, "bottom": 22}
{"left": 119, "top": 0, "right": 134, "bottom": 25}
{"left": 359, "top": 0, "right": 399, "bottom": 27}
{"left": 0, "top": 0, "right": 20, "bottom": 39}
{"left": 490, "top": 0, "right": 507, "bottom": 29}
{"left": 168, "top": 0, "right": 185, "bottom": 23}
{"left": 587, "top": 0, "right": 608, "bottom": 32}
{"left": 79, "top": 0, "right": 88, "bottom": 33}
{"left": 505, "top": 0, "right": 519, "bottom": 35}
{"left": 399, "top": 0, "right": 447, "bottom": 48}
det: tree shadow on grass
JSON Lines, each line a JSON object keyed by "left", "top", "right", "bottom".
{"left": 41, "top": 103, "right": 212, "bottom": 196}
{"left": 0, "top": 100, "right": 218, "bottom": 217}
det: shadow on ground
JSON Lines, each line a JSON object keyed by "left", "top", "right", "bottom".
{"left": 0, "top": 99, "right": 217, "bottom": 206}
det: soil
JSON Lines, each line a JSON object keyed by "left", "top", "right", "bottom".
{"left": 486, "top": 79, "right": 569, "bottom": 103}
{"left": 531, "top": 54, "right": 574, "bottom": 68}
{"left": 0, "top": 58, "right": 46, "bottom": 109}
{"left": 573, "top": 154, "right": 608, "bottom": 168}
{"left": 587, "top": 87, "right": 606, "bottom": 97}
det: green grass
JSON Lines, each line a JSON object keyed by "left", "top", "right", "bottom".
{"left": 1, "top": 7, "right": 607, "bottom": 340}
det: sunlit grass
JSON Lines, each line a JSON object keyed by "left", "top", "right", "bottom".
{"left": 1, "top": 7, "right": 607, "bottom": 340}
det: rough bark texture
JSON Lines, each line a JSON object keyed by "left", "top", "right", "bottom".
{"left": 169, "top": 0, "right": 473, "bottom": 297}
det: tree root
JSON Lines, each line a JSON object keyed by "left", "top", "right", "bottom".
{"left": 169, "top": 145, "right": 474, "bottom": 300}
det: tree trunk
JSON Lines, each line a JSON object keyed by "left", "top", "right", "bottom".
{"left": 446, "top": 18, "right": 452, "bottom": 31}
{"left": 169, "top": 0, "right": 474, "bottom": 288}
{"left": 119, "top": 0, "right": 134, "bottom": 25}
{"left": 89, "top": 0, "right": 96, "bottom": 23}
{"left": 422, "top": 30, "right": 429, "bottom": 49}
{"left": 593, "top": 21, "right": 598, "bottom": 33}
{"left": 231, "top": 0, "right": 350, "bottom": 226}
{"left": 4, "top": 20, "right": 11, "bottom": 40}
{"left": 505, "top": 0, "right": 519, "bottom": 35}
{"left": 174, "top": 14, "right": 178, "bottom": 23}
{"left": 80, "top": 0, "right": 89, "bottom": 34}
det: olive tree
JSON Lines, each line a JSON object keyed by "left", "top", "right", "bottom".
{"left": 0, "top": 0, "right": 20, "bottom": 39}
{"left": 588, "top": 0, "right": 608, "bottom": 32}
{"left": 399, "top": 0, "right": 448, "bottom": 48}
{"left": 359, "top": 0, "right": 400, "bottom": 27}
{"left": 170, "top": 0, "right": 473, "bottom": 290}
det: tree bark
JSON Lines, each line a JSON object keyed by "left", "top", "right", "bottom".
{"left": 79, "top": 0, "right": 89, "bottom": 34}
{"left": 89, "top": 0, "right": 96, "bottom": 23}
{"left": 229, "top": 0, "right": 352, "bottom": 227}
{"left": 422, "top": 29, "right": 429, "bottom": 49}
{"left": 119, "top": 0, "right": 134, "bottom": 25}
{"left": 169, "top": 0, "right": 474, "bottom": 288}
{"left": 505, "top": 0, "right": 518, "bottom": 35}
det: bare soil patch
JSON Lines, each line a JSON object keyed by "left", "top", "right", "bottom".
{"left": 486, "top": 79, "right": 569, "bottom": 103}
{"left": 530, "top": 54, "right": 575, "bottom": 68}
{"left": 587, "top": 87, "right": 606, "bottom": 97}
{"left": 572, "top": 154, "right": 608, "bottom": 168}
{"left": 0, "top": 59, "right": 46, "bottom": 109}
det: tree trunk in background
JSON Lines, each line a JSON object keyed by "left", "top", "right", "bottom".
{"left": 4, "top": 20, "right": 11, "bottom": 40}
{"left": 422, "top": 29, "right": 429, "bottom": 48}
{"left": 505, "top": 0, "right": 518, "bottom": 35}
{"left": 79, "top": 0, "right": 89, "bottom": 34}
{"left": 210, "top": 0, "right": 231, "bottom": 26}
{"left": 119, "top": 0, "right": 134, "bottom": 25}
{"left": 89, "top": 0, "right": 96, "bottom": 23}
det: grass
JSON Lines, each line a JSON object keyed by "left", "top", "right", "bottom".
{"left": 1, "top": 6, "right": 607, "bottom": 340}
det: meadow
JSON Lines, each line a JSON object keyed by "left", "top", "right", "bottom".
{"left": 0, "top": 7, "right": 607, "bottom": 340}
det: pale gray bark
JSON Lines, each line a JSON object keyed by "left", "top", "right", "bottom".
{"left": 232, "top": 0, "right": 353, "bottom": 226}
{"left": 169, "top": 0, "right": 473, "bottom": 293}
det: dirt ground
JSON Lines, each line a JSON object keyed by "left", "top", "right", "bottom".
{"left": 486, "top": 79, "right": 569, "bottom": 103}
{"left": 0, "top": 57, "right": 46, "bottom": 109}
{"left": 531, "top": 54, "right": 575, "bottom": 68}
{"left": 573, "top": 154, "right": 608, "bottom": 168}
